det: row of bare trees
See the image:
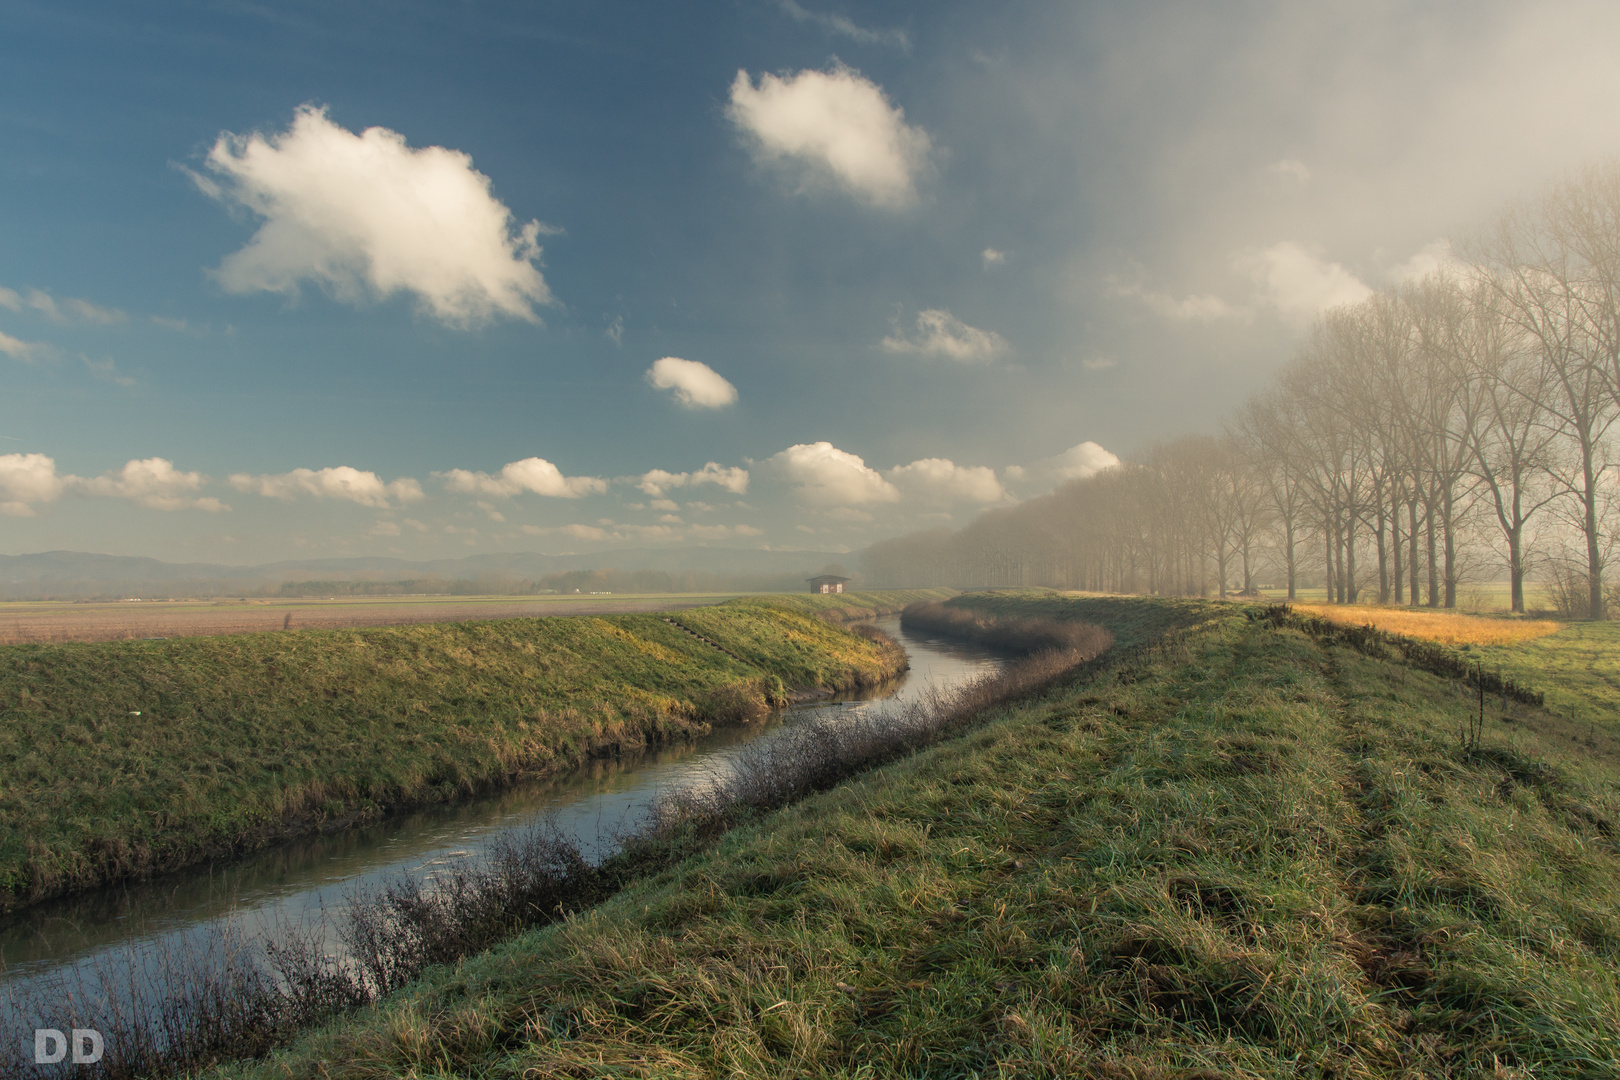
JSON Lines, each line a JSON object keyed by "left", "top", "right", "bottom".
{"left": 863, "top": 165, "right": 1620, "bottom": 617}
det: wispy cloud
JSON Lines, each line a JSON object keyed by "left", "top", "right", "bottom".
{"left": 881, "top": 308, "right": 1009, "bottom": 362}
{"left": 0, "top": 286, "right": 125, "bottom": 324}
{"left": 776, "top": 1, "right": 909, "bottom": 51}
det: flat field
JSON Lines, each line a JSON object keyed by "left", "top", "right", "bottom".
{"left": 224, "top": 593, "right": 1620, "bottom": 1079}
{"left": 0, "top": 592, "right": 939, "bottom": 911}
{"left": 0, "top": 592, "right": 743, "bottom": 645}
{"left": 1290, "top": 602, "right": 1563, "bottom": 646}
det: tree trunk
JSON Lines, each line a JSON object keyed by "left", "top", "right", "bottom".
{"left": 1285, "top": 521, "right": 1297, "bottom": 600}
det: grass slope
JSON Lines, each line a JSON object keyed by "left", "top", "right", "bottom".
{"left": 222, "top": 595, "right": 1620, "bottom": 1079}
{"left": 0, "top": 596, "right": 920, "bottom": 911}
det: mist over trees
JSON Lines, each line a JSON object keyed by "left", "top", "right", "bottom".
{"left": 864, "top": 164, "right": 1620, "bottom": 619}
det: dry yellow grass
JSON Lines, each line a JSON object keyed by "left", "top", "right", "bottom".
{"left": 1292, "top": 603, "right": 1564, "bottom": 646}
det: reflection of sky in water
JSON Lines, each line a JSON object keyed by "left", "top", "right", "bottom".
{"left": 0, "top": 619, "right": 1002, "bottom": 1025}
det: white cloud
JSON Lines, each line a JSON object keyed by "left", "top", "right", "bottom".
{"left": 195, "top": 104, "right": 553, "bottom": 326}
{"left": 727, "top": 64, "right": 931, "bottom": 208}
{"left": 75, "top": 458, "right": 227, "bottom": 511}
{"left": 230, "top": 465, "right": 424, "bottom": 507}
{"left": 1266, "top": 158, "right": 1312, "bottom": 183}
{"left": 1233, "top": 241, "right": 1373, "bottom": 321}
{"left": 84, "top": 357, "right": 136, "bottom": 387}
{"left": 437, "top": 457, "right": 606, "bottom": 499}
{"left": 981, "top": 247, "right": 1007, "bottom": 269}
{"left": 767, "top": 442, "right": 899, "bottom": 506}
{"left": 887, "top": 458, "right": 1006, "bottom": 503}
{"left": 1042, "top": 441, "right": 1122, "bottom": 483}
{"left": 777, "top": 1, "right": 909, "bottom": 50}
{"left": 645, "top": 357, "right": 739, "bottom": 409}
{"left": 0, "top": 453, "right": 65, "bottom": 516}
{"left": 881, "top": 309, "right": 1009, "bottom": 362}
{"left": 1081, "top": 355, "right": 1118, "bottom": 370}
{"left": 0, "top": 329, "right": 38, "bottom": 360}
{"left": 1110, "top": 278, "right": 1250, "bottom": 323}
{"left": 0, "top": 287, "right": 124, "bottom": 324}
{"left": 636, "top": 462, "right": 750, "bottom": 498}
{"left": 1388, "top": 239, "right": 1466, "bottom": 285}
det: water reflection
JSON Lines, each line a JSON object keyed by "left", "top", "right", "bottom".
{"left": 0, "top": 618, "right": 1000, "bottom": 999}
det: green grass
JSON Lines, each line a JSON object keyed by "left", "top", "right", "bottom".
{"left": 0, "top": 594, "right": 928, "bottom": 911}
{"left": 215, "top": 593, "right": 1620, "bottom": 1079}
{"left": 1462, "top": 619, "right": 1620, "bottom": 730}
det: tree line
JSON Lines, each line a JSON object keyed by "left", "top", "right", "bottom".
{"left": 863, "top": 164, "right": 1620, "bottom": 618}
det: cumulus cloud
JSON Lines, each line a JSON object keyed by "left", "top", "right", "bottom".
{"left": 881, "top": 308, "right": 1010, "bottom": 362}
{"left": 777, "top": 1, "right": 910, "bottom": 50}
{"left": 636, "top": 462, "right": 749, "bottom": 498}
{"left": 0, "top": 453, "right": 65, "bottom": 516}
{"left": 767, "top": 442, "right": 899, "bottom": 506}
{"left": 887, "top": 458, "right": 1006, "bottom": 503}
{"left": 195, "top": 104, "right": 553, "bottom": 326}
{"left": 75, "top": 458, "right": 227, "bottom": 511}
{"left": 981, "top": 247, "right": 1007, "bottom": 269}
{"left": 1233, "top": 241, "right": 1373, "bottom": 321}
{"left": 229, "top": 465, "right": 424, "bottom": 507}
{"left": 1388, "top": 239, "right": 1467, "bottom": 285}
{"left": 437, "top": 457, "right": 606, "bottom": 499}
{"left": 645, "top": 357, "right": 739, "bottom": 409}
{"left": 1042, "top": 441, "right": 1122, "bottom": 483}
{"left": 726, "top": 64, "right": 930, "bottom": 208}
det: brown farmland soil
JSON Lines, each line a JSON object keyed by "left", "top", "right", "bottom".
{"left": 0, "top": 592, "right": 742, "bottom": 644}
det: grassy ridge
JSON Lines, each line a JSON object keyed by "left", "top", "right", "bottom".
{"left": 222, "top": 595, "right": 1620, "bottom": 1079}
{"left": 0, "top": 596, "right": 914, "bottom": 911}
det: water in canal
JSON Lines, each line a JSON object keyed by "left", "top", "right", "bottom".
{"left": 0, "top": 617, "right": 1003, "bottom": 1034}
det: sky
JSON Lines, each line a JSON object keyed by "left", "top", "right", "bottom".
{"left": 4, "top": 0, "right": 1620, "bottom": 565}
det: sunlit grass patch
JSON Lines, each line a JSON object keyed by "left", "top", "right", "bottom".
{"left": 1293, "top": 603, "right": 1563, "bottom": 646}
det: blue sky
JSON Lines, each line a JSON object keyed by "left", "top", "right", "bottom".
{"left": 4, "top": 0, "right": 1620, "bottom": 564}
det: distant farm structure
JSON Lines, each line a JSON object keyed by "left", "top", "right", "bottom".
{"left": 807, "top": 575, "right": 850, "bottom": 594}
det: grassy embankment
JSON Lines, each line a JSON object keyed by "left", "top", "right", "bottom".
{"left": 0, "top": 591, "right": 943, "bottom": 912}
{"left": 217, "top": 591, "right": 1620, "bottom": 1079}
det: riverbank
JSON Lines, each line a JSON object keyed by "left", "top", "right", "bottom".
{"left": 0, "top": 592, "right": 939, "bottom": 913}
{"left": 213, "top": 593, "right": 1619, "bottom": 1079}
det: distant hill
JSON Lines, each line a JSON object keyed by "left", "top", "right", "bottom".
{"left": 0, "top": 549, "right": 852, "bottom": 599}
